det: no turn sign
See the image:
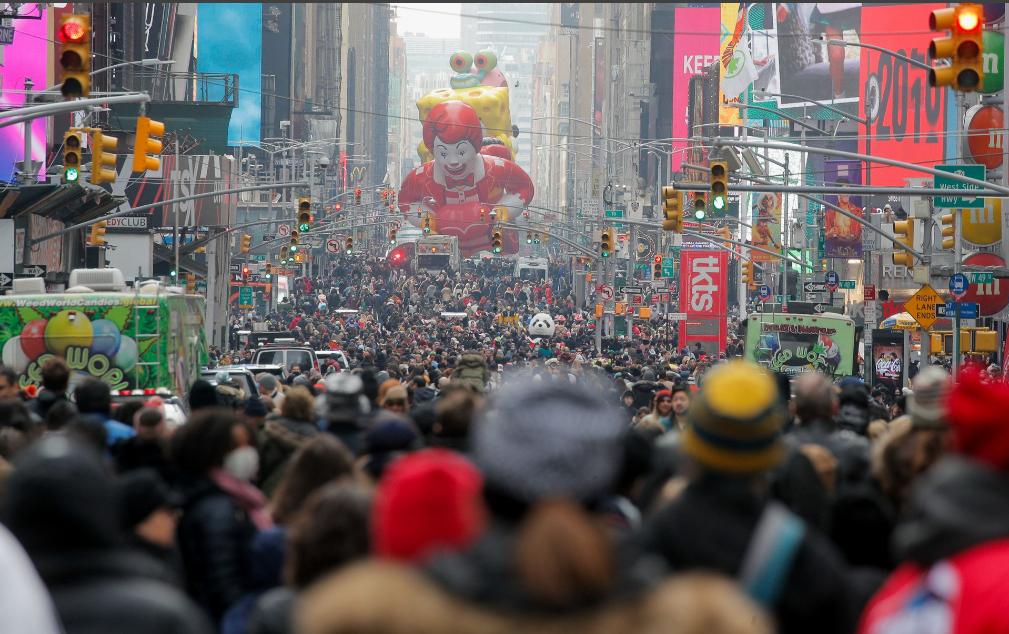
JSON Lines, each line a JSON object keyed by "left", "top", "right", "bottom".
{"left": 326, "top": 239, "right": 340, "bottom": 254}
{"left": 278, "top": 224, "right": 291, "bottom": 237}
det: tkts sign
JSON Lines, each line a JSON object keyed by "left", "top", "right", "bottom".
{"left": 679, "top": 250, "right": 728, "bottom": 354}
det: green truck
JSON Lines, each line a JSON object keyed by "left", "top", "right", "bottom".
{"left": 744, "top": 312, "right": 856, "bottom": 377}
{"left": 0, "top": 273, "right": 208, "bottom": 395}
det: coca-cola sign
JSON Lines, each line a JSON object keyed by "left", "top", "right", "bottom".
{"left": 872, "top": 329, "right": 905, "bottom": 393}
{"left": 680, "top": 250, "right": 728, "bottom": 353}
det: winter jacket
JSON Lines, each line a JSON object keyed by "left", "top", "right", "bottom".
{"left": 31, "top": 548, "right": 212, "bottom": 634}
{"left": 176, "top": 475, "right": 257, "bottom": 622}
{"left": 788, "top": 418, "right": 872, "bottom": 488}
{"left": 257, "top": 418, "right": 318, "bottom": 495}
{"left": 454, "top": 354, "right": 488, "bottom": 391}
{"left": 859, "top": 457, "right": 1009, "bottom": 633}
{"left": 642, "top": 474, "right": 861, "bottom": 634}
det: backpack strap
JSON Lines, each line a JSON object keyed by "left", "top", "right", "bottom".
{"left": 739, "top": 501, "right": 807, "bottom": 607}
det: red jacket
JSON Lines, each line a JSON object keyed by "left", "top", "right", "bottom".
{"left": 859, "top": 539, "right": 1009, "bottom": 634}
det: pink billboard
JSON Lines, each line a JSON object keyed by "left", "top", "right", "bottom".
{"left": 0, "top": 5, "right": 48, "bottom": 182}
{"left": 671, "top": 6, "right": 720, "bottom": 172}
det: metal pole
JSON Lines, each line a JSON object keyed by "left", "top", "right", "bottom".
{"left": 954, "top": 203, "right": 962, "bottom": 382}
{"left": 674, "top": 182, "right": 1002, "bottom": 197}
{"left": 21, "top": 78, "right": 33, "bottom": 184}
{"left": 0, "top": 93, "right": 151, "bottom": 128}
{"left": 174, "top": 143, "right": 180, "bottom": 280}
{"left": 782, "top": 153, "right": 789, "bottom": 307}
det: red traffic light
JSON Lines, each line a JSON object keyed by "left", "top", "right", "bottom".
{"left": 334, "top": 202, "right": 342, "bottom": 212}
{"left": 654, "top": 255, "right": 662, "bottom": 264}
{"left": 957, "top": 7, "right": 981, "bottom": 31}
{"left": 59, "top": 20, "right": 87, "bottom": 42}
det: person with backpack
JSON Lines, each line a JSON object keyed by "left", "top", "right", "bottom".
{"left": 641, "top": 360, "right": 860, "bottom": 634}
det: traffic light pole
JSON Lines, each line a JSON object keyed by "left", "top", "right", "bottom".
{"left": 0, "top": 93, "right": 151, "bottom": 130}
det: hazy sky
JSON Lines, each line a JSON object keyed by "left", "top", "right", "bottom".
{"left": 394, "top": 3, "right": 461, "bottom": 39}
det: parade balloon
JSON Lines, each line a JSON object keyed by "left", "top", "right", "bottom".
{"left": 2, "top": 337, "right": 30, "bottom": 373}
{"left": 44, "top": 310, "right": 93, "bottom": 355}
{"left": 527, "top": 313, "right": 556, "bottom": 337}
{"left": 89, "top": 319, "right": 122, "bottom": 357}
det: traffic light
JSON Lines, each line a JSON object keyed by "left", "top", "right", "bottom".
{"left": 87, "top": 129, "right": 118, "bottom": 185}
{"left": 280, "top": 245, "right": 289, "bottom": 261}
{"left": 661, "top": 186, "right": 683, "bottom": 233}
{"left": 63, "top": 130, "right": 82, "bottom": 183}
{"left": 492, "top": 229, "right": 503, "bottom": 254}
{"left": 929, "top": 3, "right": 984, "bottom": 91}
{"left": 741, "top": 260, "right": 754, "bottom": 288}
{"left": 333, "top": 202, "right": 343, "bottom": 213}
{"left": 533, "top": 233, "right": 541, "bottom": 245}
{"left": 290, "top": 230, "right": 299, "bottom": 247}
{"left": 239, "top": 233, "right": 252, "bottom": 254}
{"left": 298, "top": 197, "right": 312, "bottom": 232}
{"left": 940, "top": 212, "right": 955, "bottom": 250}
{"left": 709, "top": 160, "right": 728, "bottom": 212}
{"left": 345, "top": 236, "right": 354, "bottom": 253}
{"left": 422, "top": 215, "right": 432, "bottom": 234}
{"left": 89, "top": 220, "right": 107, "bottom": 246}
{"left": 389, "top": 228, "right": 397, "bottom": 244}
{"left": 264, "top": 263, "right": 272, "bottom": 279}
{"left": 241, "top": 264, "right": 250, "bottom": 280}
{"left": 186, "top": 274, "right": 196, "bottom": 293}
{"left": 600, "top": 228, "right": 613, "bottom": 257}
{"left": 892, "top": 219, "right": 915, "bottom": 268}
{"left": 692, "top": 192, "right": 706, "bottom": 220}
{"left": 526, "top": 231, "right": 533, "bottom": 244}
{"left": 354, "top": 187, "right": 362, "bottom": 204}
{"left": 132, "top": 116, "right": 165, "bottom": 173}
{"left": 58, "top": 14, "right": 90, "bottom": 98}
{"left": 653, "top": 255, "right": 663, "bottom": 279}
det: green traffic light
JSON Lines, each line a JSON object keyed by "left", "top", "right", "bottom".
{"left": 169, "top": 270, "right": 176, "bottom": 277}
{"left": 290, "top": 245, "right": 298, "bottom": 252}
{"left": 602, "top": 250, "right": 610, "bottom": 258}
{"left": 299, "top": 223, "right": 310, "bottom": 232}
{"left": 65, "top": 167, "right": 79, "bottom": 182}
{"left": 694, "top": 208, "right": 706, "bottom": 220}
{"left": 712, "top": 195, "right": 726, "bottom": 211}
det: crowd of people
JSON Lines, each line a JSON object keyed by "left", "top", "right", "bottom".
{"left": 0, "top": 254, "right": 1006, "bottom": 634}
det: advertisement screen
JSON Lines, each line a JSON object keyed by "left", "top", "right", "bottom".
{"left": 0, "top": 5, "right": 47, "bottom": 183}
{"left": 858, "top": 3, "right": 946, "bottom": 187}
{"left": 871, "top": 329, "right": 905, "bottom": 392}
{"left": 671, "top": 6, "right": 720, "bottom": 172}
{"left": 197, "top": 3, "right": 262, "bottom": 144}
{"left": 776, "top": 3, "right": 861, "bottom": 108}
{"left": 823, "top": 159, "right": 864, "bottom": 258}
{"left": 745, "top": 314, "right": 856, "bottom": 377}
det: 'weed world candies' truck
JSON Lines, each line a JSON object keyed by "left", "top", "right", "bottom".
{"left": 0, "top": 269, "right": 208, "bottom": 394}
{"left": 744, "top": 312, "right": 856, "bottom": 377}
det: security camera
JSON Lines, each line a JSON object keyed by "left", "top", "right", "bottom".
{"left": 319, "top": 156, "right": 330, "bottom": 168}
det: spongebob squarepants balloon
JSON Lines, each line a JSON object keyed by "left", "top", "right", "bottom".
{"left": 399, "top": 50, "right": 534, "bottom": 257}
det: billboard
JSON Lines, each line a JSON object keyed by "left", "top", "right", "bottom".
{"left": 871, "top": 329, "right": 905, "bottom": 392}
{"left": 679, "top": 250, "right": 729, "bottom": 355}
{"left": 750, "top": 191, "right": 782, "bottom": 263}
{"left": 776, "top": 3, "right": 861, "bottom": 108}
{"left": 197, "top": 3, "right": 261, "bottom": 144}
{"left": 0, "top": 5, "right": 47, "bottom": 183}
{"left": 823, "top": 159, "right": 864, "bottom": 258}
{"left": 671, "top": 6, "right": 720, "bottom": 172}
{"left": 859, "top": 3, "right": 947, "bottom": 187}
{"left": 718, "top": 3, "right": 743, "bottom": 126}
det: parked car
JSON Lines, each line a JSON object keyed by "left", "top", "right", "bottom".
{"left": 252, "top": 346, "right": 319, "bottom": 373}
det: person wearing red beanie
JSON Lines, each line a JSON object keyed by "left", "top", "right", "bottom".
{"left": 371, "top": 449, "right": 486, "bottom": 563}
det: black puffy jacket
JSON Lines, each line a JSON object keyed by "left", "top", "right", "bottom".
{"left": 176, "top": 475, "right": 257, "bottom": 622}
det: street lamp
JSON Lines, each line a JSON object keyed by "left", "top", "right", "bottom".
{"left": 752, "top": 90, "right": 868, "bottom": 125}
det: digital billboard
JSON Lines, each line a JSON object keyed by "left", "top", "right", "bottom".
{"left": 823, "top": 159, "right": 864, "bottom": 259}
{"left": 859, "top": 3, "right": 947, "bottom": 187}
{"left": 197, "top": 3, "right": 261, "bottom": 145}
{"left": 0, "top": 5, "right": 48, "bottom": 183}
{"left": 671, "top": 6, "right": 720, "bottom": 172}
{"left": 776, "top": 3, "right": 861, "bottom": 108}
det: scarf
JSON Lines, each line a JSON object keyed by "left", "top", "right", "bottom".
{"left": 209, "top": 468, "right": 274, "bottom": 530}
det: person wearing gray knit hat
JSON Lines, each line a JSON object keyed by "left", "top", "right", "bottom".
{"left": 908, "top": 365, "right": 951, "bottom": 430}
{"left": 472, "top": 372, "right": 624, "bottom": 503}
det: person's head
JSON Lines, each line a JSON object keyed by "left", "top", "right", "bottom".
{"left": 653, "top": 389, "right": 673, "bottom": 417}
{"left": 380, "top": 384, "right": 410, "bottom": 415}
{"left": 433, "top": 384, "right": 483, "bottom": 442}
{"left": 621, "top": 390, "right": 634, "bottom": 408}
{"left": 118, "top": 469, "right": 178, "bottom": 548}
{"left": 281, "top": 385, "right": 316, "bottom": 423}
{"left": 74, "top": 378, "right": 112, "bottom": 416}
{"left": 188, "top": 379, "right": 219, "bottom": 411}
{"left": 3, "top": 435, "right": 120, "bottom": 555}
{"left": 40, "top": 357, "right": 70, "bottom": 393}
{"left": 170, "top": 408, "right": 250, "bottom": 477}
{"left": 242, "top": 396, "right": 269, "bottom": 428}
{"left": 792, "top": 372, "right": 838, "bottom": 424}
{"left": 272, "top": 435, "right": 355, "bottom": 525}
{"left": 682, "top": 361, "right": 786, "bottom": 477}
{"left": 114, "top": 398, "right": 144, "bottom": 426}
{"left": 0, "top": 365, "right": 18, "bottom": 399}
{"left": 45, "top": 399, "right": 78, "bottom": 432}
{"left": 290, "top": 364, "right": 302, "bottom": 376}
{"left": 284, "top": 482, "right": 372, "bottom": 589}
{"left": 908, "top": 365, "right": 951, "bottom": 431}
{"left": 257, "top": 373, "right": 280, "bottom": 396}
{"left": 670, "top": 384, "right": 690, "bottom": 417}
{"left": 133, "top": 406, "right": 165, "bottom": 440}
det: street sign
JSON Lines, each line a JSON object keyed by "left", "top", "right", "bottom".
{"left": 250, "top": 254, "right": 267, "bottom": 262}
{"left": 864, "top": 285, "right": 876, "bottom": 301}
{"left": 904, "top": 284, "right": 943, "bottom": 330}
{"left": 262, "top": 234, "right": 276, "bottom": 242}
{"left": 667, "top": 312, "right": 687, "bottom": 320}
{"left": 661, "top": 256, "right": 674, "bottom": 278}
{"left": 943, "top": 301, "right": 979, "bottom": 319}
{"left": 277, "top": 224, "right": 291, "bottom": 237}
{"left": 935, "top": 164, "right": 986, "bottom": 208}
{"left": 813, "top": 303, "right": 829, "bottom": 314}
{"left": 326, "top": 239, "right": 340, "bottom": 254}
{"left": 17, "top": 265, "right": 46, "bottom": 277}
{"left": 969, "top": 272, "right": 994, "bottom": 284}
{"left": 949, "top": 273, "right": 970, "bottom": 300}
{"left": 758, "top": 285, "right": 771, "bottom": 302}
{"left": 238, "top": 286, "right": 253, "bottom": 308}
{"left": 0, "top": 272, "right": 11, "bottom": 289}
{"left": 228, "top": 263, "right": 241, "bottom": 274}
{"left": 619, "top": 286, "right": 643, "bottom": 295}
{"left": 598, "top": 284, "right": 614, "bottom": 301}
{"left": 839, "top": 280, "right": 856, "bottom": 290}
{"left": 825, "top": 270, "right": 839, "bottom": 293}
{"left": 604, "top": 209, "right": 625, "bottom": 230}
{"left": 803, "top": 281, "right": 827, "bottom": 293}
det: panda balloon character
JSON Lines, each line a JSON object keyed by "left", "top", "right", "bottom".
{"left": 527, "top": 312, "right": 556, "bottom": 340}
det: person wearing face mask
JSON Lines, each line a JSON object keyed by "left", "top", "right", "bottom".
{"left": 171, "top": 410, "right": 272, "bottom": 624}
{"left": 635, "top": 389, "right": 675, "bottom": 436}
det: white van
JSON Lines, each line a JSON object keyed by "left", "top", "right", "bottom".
{"left": 514, "top": 257, "right": 548, "bottom": 281}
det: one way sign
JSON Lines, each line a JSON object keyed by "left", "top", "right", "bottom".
{"left": 0, "top": 272, "right": 12, "bottom": 289}
{"left": 804, "top": 282, "right": 827, "bottom": 293}
{"left": 18, "top": 265, "right": 47, "bottom": 277}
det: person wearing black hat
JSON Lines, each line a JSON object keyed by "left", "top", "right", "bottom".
{"left": 3, "top": 435, "right": 212, "bottom": 633}
{"left": 118, "top": 468, "right": 184, "bottom": 583}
